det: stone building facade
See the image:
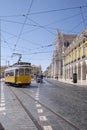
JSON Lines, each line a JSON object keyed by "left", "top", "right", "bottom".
{"left": 64, "top": 28, "right": 87, "bottom": 81}
{"left": 52, "top": 31, "right": 76, "bottom": 79}
{"left": 45, "top": 28, "right": 87, "bottom": 83}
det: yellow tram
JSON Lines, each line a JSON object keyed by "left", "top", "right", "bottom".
{"left": 4, "top": 62, "right": 32, "bottom": 85}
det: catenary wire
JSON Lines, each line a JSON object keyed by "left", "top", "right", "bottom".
{"left": 0, "top": 5, "right": 87, "bottom": 17}
{"left": 12, "top": 0, "right": 34, "bottom": 53}
{"left": 80, "top": 6, "right": 86, "bottom": 28}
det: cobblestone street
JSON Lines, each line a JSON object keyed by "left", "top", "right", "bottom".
{"left": 0, "top": 79, "right": 87, "bottom": 130}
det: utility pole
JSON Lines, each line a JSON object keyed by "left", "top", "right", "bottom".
{"left": 0, "top": 18, "right": 1, "bottom": 68}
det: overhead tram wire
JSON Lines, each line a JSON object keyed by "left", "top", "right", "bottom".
{"left": 24, "top": 51, "right": 53, "bottom": 55}
{"left": 1, "top": 34, "right": 13, "bottom": 51}
{"left": 12, "top": 0, "right": 34, "bottom": 53}
{"left": 1, "top": 18, "right": 55, "bottom": 36}
{"left": 0, "top": 14, "right": 24, "bottom": 18}
{"left": 1, "top": 29, "right": 42, "bottom": 46}
{"left": 28, "top": 5, "right": 87, "bottom": 15}
{"left": 1, "top": 4, "right": 87, "bottom": 55}
{"left": 0, "top": 18, "right": 38, "bottom": 27}
{"left": 44, "top": 10, "right": 87, "bottom": 28}
{"left": 0, "top": 5, "right": 87, "bottom": 18}
{"left": 26, "top": 17, "right": 55, "bottom": 36}
{"left": 80, "top": 6, "right": 86, "bottom": 28}
{"left": 1, "top": 20, "right": 86, "bottom": 53}
{"left": 2, "top": 20, "right": 85, "bottom": 53}
{"left": 20, "top": 10, "right": 87, "bottom": 36}
{"left": 1, "top": 10, "right": 87, "bottom": 36}
{"left": 68, "top": 18, "right": 87, "bottom": 33}
{"left": 1, "top": 29, "right": 53, "bottom": 51}
{"left": 1, "top": 10, "right": 87, "bottom": 30}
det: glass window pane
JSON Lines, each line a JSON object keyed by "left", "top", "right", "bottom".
{"left": 25, "top": 68, "right": 29, "bottom": 75}
{"left": 15, "top": 69, "right": 19, "bottom": 76}
{"left": 19, "top": 68, "right": 24, "bottom": 76}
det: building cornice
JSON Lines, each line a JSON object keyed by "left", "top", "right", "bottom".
{"left": 65, "top": 28, "right": 87, "bottom": 55}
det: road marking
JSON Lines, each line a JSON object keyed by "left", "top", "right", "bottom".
{"left": 36, "top": 104, "right": 41, "bottom": 107}
{"left": 1, "top": 97, "right": 5, "bottom": 100}
{"left": 36, "top": 93, "right": 39, "bottom": 96}
{"left": 43, "top": 126, "right": 53, "bottom": 130}
{"left": 39, "top": 116, "right": 47, "bottom": 121}
{"left": 0, "top": 103, "right": 5, "bottom": 107}
{"left": 1, "top": 100, "right": 5, "bottom": 103}
{"left": 3, "top": 112, "right": 6, "bottom": 115}
{"left": 0, "top": 85, "right": 6, "bottom": 115}
{"left": 1, "top": 97, "right": 5, "bottom": 99}
{"left": 0, "top": 107, "right": 6, "bottom": 111}
{"left": 37, "top": 109, "right": 43, "bottom": 113}
{"left": 35, "top": 95, "right": 39, "bottom": 97}
{"left": 35, "top": 97, "right": 39, "bottom": 100}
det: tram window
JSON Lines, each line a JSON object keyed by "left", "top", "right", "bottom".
{"left": 5, "top": 71, "right": 14, "bottom": 76}
{"left": 15, "top": 69, "right": 19, "bottom": 76}
{"left": 10, "top": 71, "right": 14, "bottom": 76}
{"left": 25, "top": 68, "right": 29, "bottom": 75}
{"left": 5, "top": 73, "right": 9, "bottom": 76}
{"left": 5, "top": 72, "right": 10, "bottom": 76}
{"left": 19, "top": 68, "right": 24, "bottom": 75}
{"left": 29, "top": 69, "right": 31, "bottom": 73}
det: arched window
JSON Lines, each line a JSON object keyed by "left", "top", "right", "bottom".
{"left": 64, "top": 41, "right": 70, "bottom": 47}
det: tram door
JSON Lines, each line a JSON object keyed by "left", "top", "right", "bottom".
{"left": 15, "top": 69, "right": 19, "bottom": 84}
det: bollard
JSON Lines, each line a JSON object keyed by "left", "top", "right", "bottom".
{"left": 0, "top": 123, "right": 4, "bottom": 130}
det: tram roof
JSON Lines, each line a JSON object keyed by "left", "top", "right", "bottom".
{"left": 4, "top": 64, "right": 31, "bottom": 72}
{"left": 12, "top": 62, "right": 31, "bottom": 66}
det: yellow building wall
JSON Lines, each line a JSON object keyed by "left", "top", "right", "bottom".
{"left": 65, "top": 55, "right": 68, "bottom": 65}
{"left": 64, "top": 37, "right": 87, "bottom": 66}
{"left": 68, "top": 54, "right": 69, "bottom": 64}
{"left": 71, "top": 50, "right": 73, "bottom": 62}
{"left": 80, "top": 43, "right": 82, "bottom": 58}
{"left": 68, "top": 53, "right": 70, "bottom": 63}
{"left": 69, "top": 52, "right": 72, "bottom": 63}
{"left": 85, "top": 40, "right": 87, "bottom": 56}
{"left": 74, "top": 49, "right": 76, "bottom": 60}
{"left": 75, "top": 47, "right": 78, "bottom": 60}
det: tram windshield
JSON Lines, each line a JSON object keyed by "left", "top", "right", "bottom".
{"left": 25, "top": 68, "right": 30, "bottom": 75}
{"left": 19, "top": 68, "right": 24, "bottom": 76}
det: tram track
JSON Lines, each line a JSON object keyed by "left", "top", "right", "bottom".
{"left": 8, "top": 85, "right": 81, "bottom": 130}
{"left": 8, "top": 86, "right": 43, "bottom": 130}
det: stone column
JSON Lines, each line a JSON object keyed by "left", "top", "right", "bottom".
{"left": 67, "top": 65, "right": 69, "bottom": 79}
{"left": 62, "top": 56, "right": 65, "bottom": 79}
{"left": 54, "top": 61, "right": 56, "bottom": 78}
{"left": 85, "top": 60, "right": 87, "bottom": 80}
{"left": 80, "top": 62, "right": 82, "bottom": 80}
{"left": 58, "top": 61, "right": 61, "bottom": 78}
{"left": 76, "top": 63, "right": 78, "bottom": 80}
